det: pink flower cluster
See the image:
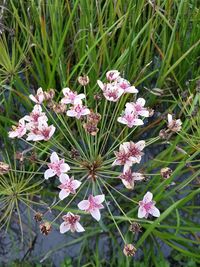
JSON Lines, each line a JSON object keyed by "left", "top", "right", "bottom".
{"left": 61, "top": 87, "right": 90, "bottom": 119}
{"left": 44, "top": 152, "right": 82, "bottom": 201}
{"left": 112, "top": 140, "right": 145, "bottom": 172}
{"left": 44, "top": 152, "right": 105, "bottom": 232}
{"left": 118, "top": 98, "right": 149, "bottom": 128}
{"left": 9, "top": 104, "right": 55, "bottom": 141}
{"left": 97, "top": 70, "right": 138, "bottom": 102}
{"left": 112, "top": 141, "right": 160, "bottom": 218}
{"left": 60, "top": 194, "right": 105, "bottom": 233}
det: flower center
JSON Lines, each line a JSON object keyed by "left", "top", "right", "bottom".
{"left": 80, "top": 157, "right": 102, "bottom": 181}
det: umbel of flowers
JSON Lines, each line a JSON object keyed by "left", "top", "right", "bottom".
{"left": 8, "top": 70, "right": 182, "bottom": 257}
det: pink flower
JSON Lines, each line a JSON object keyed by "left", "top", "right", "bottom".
{"left": 97, "top": 74, "right": 138, "bottom": 102}
{"left": 44, "top": 152, "right": 70, "bottom": 179}
{"left": 58, "top": 174, "right": 81, "bottom": 200}
{"left": 23, "top": 105, "right": 48, "bottom": 125}
{"left": 97, "top": 80, "right": 123, "bottom": 102}
{"left": 167, "top": 114, "right": 182, "bottom": 132}
{"left": 130, "top": 98, "right": 149, "bottom": 117}
{"left": 29, "top": 87, "right": 45, "bottom": 104}
{"left": 26, "top": 121, "right": 55, "bottom": 141}
{"left": 106, "top": 70, "right": 120, "bottom": 81}
{"left": 138, "top": 192, "right": 160, "bottom": 219}
{"left": 119, "top": 170, "right": 145, "bottom": 189}
{"left": 78, "top": 194, "right": 105, "bottom": 221}
{"left": 116, "top": 77, "right": 138, "bottom": 94}
{"left": 112, "top": 144, "right": 133, "bottom": 172}
{"left": 117, "top": 103, "right": 144, "bottom": 128}
{"left": 66, "top": 102, "right": 90, "bottom": 119}
{"left": 123, "top": 140, "right": 145, "bottom": 164}
{"left": 8, "top": 119, "right": 26, "bottom": 138}
{"left": 60, "top": 212, "right": 85, "bottom": 233}
{"left": 61, "top": 87, "right": 85, "bottom": 105}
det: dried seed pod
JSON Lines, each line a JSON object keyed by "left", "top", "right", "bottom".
{"left": 52, "top": 103, "right": 67, "bottom": 114}
{"left": 123, "top": 244, "right": 137, "bottom": 257}
{"left": 94, "top": 93, "right": 102, "bottom": 101}
{"left": 70, "top": 148, "right": 80, "bottom": 159}
{"left": 161, "top": 167, "right": 172, "bottom": 179}
{"left": 39, "top": 222, "right": 52, "bottom": 235}
{"left": 87, "top": 111, "right": 101, "bottom": 124}
{"left": 159, "top": 129, "right": 169, "bottom": 139}
{"left": 129, "top": 222, "right": 142, "bottom": 233}
{"left": 83, "top": 122, "right": 99, "bottom": 136}
{"left": 15, "top": 152, "right": 24, "bottom": 162}
{"left": 34, "top": 212, "right": 43, "bottom": 222}
{"left": 147, "top": 108, "right": 154, "bottom": 117}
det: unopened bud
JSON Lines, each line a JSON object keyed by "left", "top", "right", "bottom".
{"left": 123, "top": 244, "right": 137, "bottom": 257}
{"left": 78, "top": 75, "right": 90, "bottom": 86}
{"left": 0, "top": 162, "right": 10, "bottom": 174}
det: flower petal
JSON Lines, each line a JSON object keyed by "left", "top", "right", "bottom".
{"left": 139, "top": 110, "right": 149, "bottom": 117}
{"left": 167, "top": 114, "right": 172, "bottom": 124}
{"left": 59, "top": 173, "right": 70, "bottom": 184}
{"left": 75, "top": 222, "right": 85, "bottom": 232}
{"left": 50, "top": 152, "right": 59, "bottom": 163}
{"left": 59, "top": 189, "right": 69, "bottom": 200}
{"left": 125, "top": 86, "right": 138, "bottom": 94}
{"left": 122, "top": 179, "right": 134, "bottom": 190}
{"left": 78, "top": 200, "right": 90, "bottom": 210}
{"left": 138, "top": 206, "right": 146, "bottom": 218}
{"left": 132, "top": 119, "right": 144, "bottom": 126}
{"left": 97, "top": 80, "right": 104, "bottom": 90}
{"left": 44, "top": 168, "right": 56, "bottom": 179}
{"left": 60, "top": 163, "right": 70, "bottom": 173}
{"left": 62, "top": 87, "right": 70, "bottom": 96}
{"left": 60, "top": 222, "right": 70, "bottom": 234}
{"left": 90, "top": 208, "right": 101, "bottom": 221}
{"left": 135, "top": 140, "right": 145, "bottom": 151}
{"left": 149, "top": 206, "right": 160, "bottom": 217}
{"left": 66, "top": 110, "right": 77, "bottom": 117}
{"left": 143, "top": 191, "right": 153, "bottom": 203}
{"left": 94, "top": 194, "right": 105, "bottom": 204}
{"left": 133, "top": 173, "right": 145, "bottom": 181}
{"left": 71, "top": 180, "right": 82, "bottom": 190}
{"left": 136, "top": 98, "right": 145, "bottom": 106}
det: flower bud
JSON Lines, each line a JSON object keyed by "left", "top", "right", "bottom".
{"left": 78, "top": 75, "right": 90, "bottom": 86}
{"left": 0, "top": 162, "right": 10, "bottom": 174}
{"left": 94, "top": 93, "right": 102, "bottom": 101}
{"left": 53, "top": 103, "right": 67, "bottom": 114}
{"left": 123, "top": 244, "right": 137, "bottom": 257}
{"left": 167, "top": 114, "right": 182, "bottom": 132}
